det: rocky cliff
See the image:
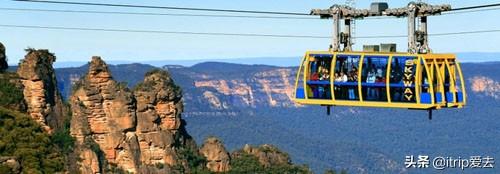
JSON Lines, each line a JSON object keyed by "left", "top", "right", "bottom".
{"left": 0, "top": 42, "right": 7, "bottom": 72}
{"left": 238, "top": 144, "right": 291, "bottom": 168}
{"left": 134, "top": 68, "right": 197, "bottom": 168}
{"left": 163, "top": 63, "right": 301, "bottom": 116}
{"left": 66, "top": 57, "right": 313, "bottom": 173}
{"left": 469, "top": 76, "right": 500, "bottom": 99}
{"left": 1, "top": 44, "right": 327, "bottom": 173}
{"left": 70, "top": 56, "right": 140, "bottom": 173}
{"left": 70, "top": 57, "right": 197, "bottom": 173}
{"left": 199, "top": 137, "right": 231, "bottom": 172}
{"left": 16, "top": 48, "right": 66, "bottom": 132}
{"left": 55, "top": 62, "right": 300, "bottom": 116}
{"left": 193, "top": 68, "right": 297, "bottom": 109}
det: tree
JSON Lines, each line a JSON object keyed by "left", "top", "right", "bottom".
{"left": 0, "top": 107, "right": 66, "bottom": 173}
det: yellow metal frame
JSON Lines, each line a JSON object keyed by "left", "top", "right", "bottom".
{"left": 293, "top": 51, "right": 467, "bottom": 110}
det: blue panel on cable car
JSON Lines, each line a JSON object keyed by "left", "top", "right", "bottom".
{"left": 364, "top": 55, "right": 389, "bottom": 59}
{"left": 421, "top": 93, "right": 432, "bottom": 104}
{"left": 296, "top": 88, "right": 305, "bottom": 99}
{"left": 307, "top": 81, "right": 331, "bottom": 85}
{"left": 446, "top": 92, "right": 454, "bottom": 102}
{"left": 435, "top": 92, "right": 443, "bottom": 103}
{"left": 457, "top": 92, "right": 464, "bottom": 102}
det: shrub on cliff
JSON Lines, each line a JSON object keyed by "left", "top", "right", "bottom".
{"left": 0, "top": 107, "right": 65, "bottom": 173}
{"left": 173, "top": 147, "right": 211, "bottom": 173}
{"left": 0, "top": 75, "right": 24, "bottom": 110}
{"left": 229, "top": 152, "right": 311, "bottom": 174}
{"left": 229, "top": 153, "right": 265, "bottom": 173}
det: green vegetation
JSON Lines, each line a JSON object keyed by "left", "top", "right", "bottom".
{"left": 133, "top": 79, "right": 157, "bottom": 91}
{"left": 0, "top": 76, "right": 24, "bottom": 108}
{"left": 0, "top": 107, "right": 65, "bottom": 174}
{"left": 145, "top": 68, "right": 171, "bottom": 78}
{"left": 229, "top": 153, "right": 263, "bottom": 173}
{"left": 50, "top": 107, "right": 75, "bottom": 156}
{"left": 174, "top": 147, "right": 211, "bottom": 174}
{"left": 0, "top": 165, "right": 12, "bottom": 174}
{"left": 229, "top": 153, "right": 311, "bottom": 174}
{"left": 324, "top": 169, "right": 348, "bottom": 174}
{"left": 24, "top": 48, "right": 56, "bottom": 62}
{"left": 134, "top": 69, "right": 182, "bottom": 95}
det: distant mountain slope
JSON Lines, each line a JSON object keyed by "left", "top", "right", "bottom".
{"left": 56, "top": 63, "right": 157, "bottom": 98}
{"left": 54, "top": 61, "right": 500, "bottom": 174}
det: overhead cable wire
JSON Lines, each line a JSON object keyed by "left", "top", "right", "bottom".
{"left": 449, "top": 2, "right": 500, "bottom": 11}
{"left": 0, "top": 7, "right": 316, "bottom": 20}
{"left": 12, "top": 0, "right": 500, "bottom": 18}
{"left": 443, "top": 7, "right": 500, "bottom": 15}
{"left": 0, "top": 24, "right": 499, "bottom": 39}
{"left": 0, "top": 24, "right": 330, "bottom": 38}
{"left": 2, "top": 6, "right": 500, "bottom": 21}
{"left": 12, "top": 0, "right": 311, "bottom": 16}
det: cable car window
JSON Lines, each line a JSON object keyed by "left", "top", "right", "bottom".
{"left": 307, "top": 54, "right": 332, "bottom": 99}
{"left": 452, "top": 62, "right": 465, "bottom": 103}
{"left": 420, "top": 60, "right": 430, "bottom": 94}
{"left": 390, "top": 57, "right": 417, "bottom": 103}
{"left": 443, "top": 61, "right": 452, "bottom": 102}
{"left": 434, "top": 61, "right": 447, "bottom": 103}
{"left": 361, "top": 56, "right": 388, "bottom": 101}
{"left": 294, "top": 57, "right": 307, "bottom": 99}
{"left": 334, "top": 55, "right": 360, "bottom": 100}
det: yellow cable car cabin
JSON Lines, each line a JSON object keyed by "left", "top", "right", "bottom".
{"left": 293, "top": 2, "right": 466, "bottom": 118}
{"left": 292, "top": 51, "right": 466, "bottom": 111}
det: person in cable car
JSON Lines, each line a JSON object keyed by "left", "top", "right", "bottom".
{"left": 339, "top": 71, "right": 348, "bottom": 99}
{"left": 375, "top": 76, "right": 386, "bottom": 101}
{"left": 390, "top": 64, "right": 403, "bottom": 101}
{"left": 317, "top": 66, "right": 325, "bottom": 98}
{"left": 334, "top": 71, "right": 341, "bottom": 98}
{"left": 366, "top": 69, "right": 377, "bottom": 100}
{"left": 347, "top": 67, "right": 358, "bottom": 100}
{"left": 320, "top": 68, "right": 330, "bottom": 81}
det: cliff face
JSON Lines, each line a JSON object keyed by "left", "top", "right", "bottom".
{"left": 192, "top": 68, "right": 297, "bottom": 110}
{"left": 469, "top": 76, "right": 500, "bottom": 99}
{"left": 0, "top": 42, "right": 7, "bottom": 72}
{"left": 70, "top": 57, "right": 196, "bottom": 173}
{"left": 199, "top": 137, "right": 231, "bottom": 172}
{"left": 238, "top": 144, "right": 291, "bottom": 167}
{"left": 70, "top": 57, "right": 139, "bottom": 173}
{"left": 16, "top": 49, "right": 66, "bottom": 132}
{"left": 134, "top": 69, "right": 196, "bottom": 167}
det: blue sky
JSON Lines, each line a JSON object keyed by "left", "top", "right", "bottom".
{"left": 1, "top": 0, "right": 500, "bottom": 64}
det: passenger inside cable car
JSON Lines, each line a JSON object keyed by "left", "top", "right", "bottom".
{"left": 307, "top": 55, "right": 332, "bottom": 99}
{"left": 334, "top": 55, "right": 360, "bottom": 100}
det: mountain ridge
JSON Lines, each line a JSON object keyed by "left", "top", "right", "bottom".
{"left": 52, "top": 60, "right": 500, "bottom": 173}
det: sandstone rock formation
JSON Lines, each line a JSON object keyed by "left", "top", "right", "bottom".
{"left": 17, "top": 48, "right": 66, "bottom": 132}
{"left": 0, "top": 156, "right": 20, "bottom": 174}
{"left": 470, "top": 76, "right": 500, "bottom": 99}
{"left": 134, "top": 69, "right": 196, "bottom": 167}
{"left": 0, "top": 42, "right": 7, "bottom": 72}
{"left": 191, "top": 67, "right": 299, "bottom": 115}
{"left": 235, "top": 144, "right": 291, "bottom": 167}
{"left": 70, "top": 57, "right": 140, "bottom": 173}
{"left": 199, "top": 137, "right": 231, "bottom": 172}
{"left": 70, "top": 57, "right": 196, "bottom": 173}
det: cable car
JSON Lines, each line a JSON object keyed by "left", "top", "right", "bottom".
{"left": 292, "top": 2, "right": 466, "bottom": 119}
